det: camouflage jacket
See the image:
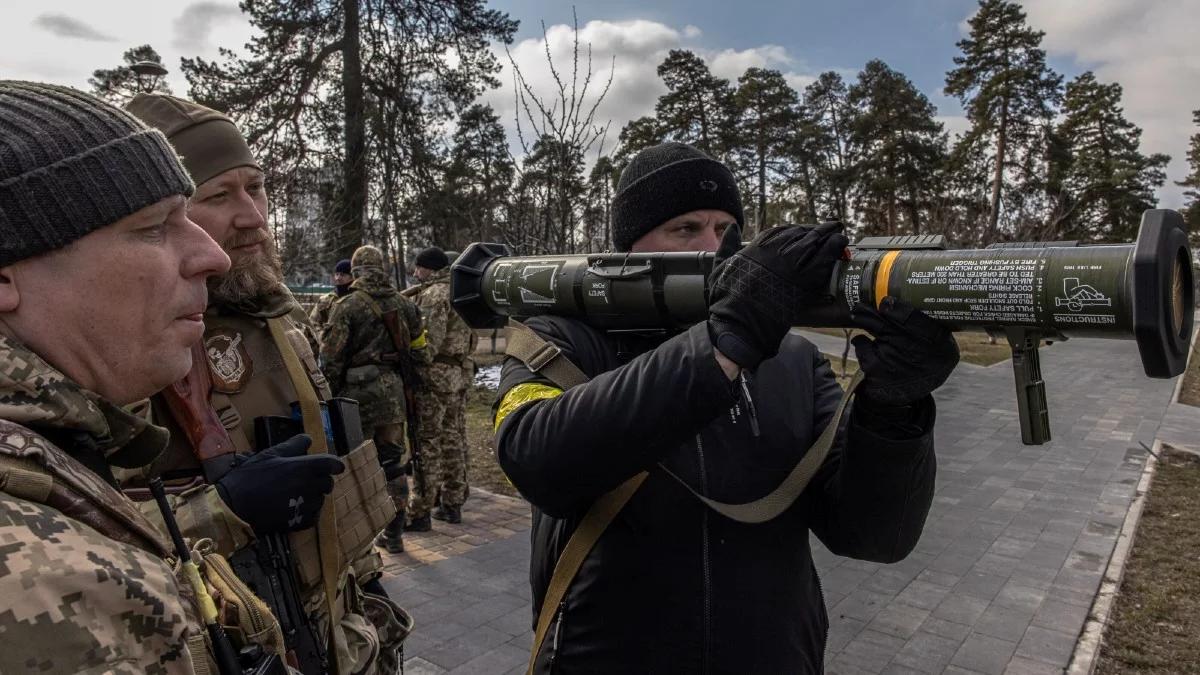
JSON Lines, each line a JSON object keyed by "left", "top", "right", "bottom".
{"left": 321, "top": 271, "right": 425, "bottom": 428}
{"left": 308, "top": 290, "right": 338, "bottom": 333}
{"left": 412, "top": 269, "right": 476, "bottom": 390}
{"left": 0, "top": 334, "right": 202, "bottom": 674}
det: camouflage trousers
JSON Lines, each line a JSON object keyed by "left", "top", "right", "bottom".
{"left": 409, "top": 368, "right": 469, "bottom": 519}
{"left": 374, "top": 422, "right": 410, "bottom": 517}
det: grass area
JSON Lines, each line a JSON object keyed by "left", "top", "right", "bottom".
{"left": 805, "top": 327, "right": 1020, "bottom": 367}
{"left": 1096, "top": 446, "right": 1200, "bottom": 674}
{"left": 1176, "top": 337, "right": 1200, "bottom": 407}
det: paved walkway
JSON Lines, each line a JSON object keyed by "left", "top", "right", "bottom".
{"left": 380, "top": 335, "right": 1200, "bottom": 675}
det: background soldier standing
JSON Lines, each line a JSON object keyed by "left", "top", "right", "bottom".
{"left": 0, "top": 81, "right": 230, "bottom": 674}
{"left": 407, "top": 247, "right": 476, "bottom": 526}
{"left": 321, "top": 245, "right": 426, "bottom": 553}
{"left": 126, "top": 93, "right": 410, "bottom": 674}
{"left": 310, "top": 258, "right": 353, "bottom": 331}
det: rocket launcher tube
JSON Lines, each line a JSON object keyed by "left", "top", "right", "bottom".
{"left": 452, "top": 209, "right": 1194, "bottom": 444}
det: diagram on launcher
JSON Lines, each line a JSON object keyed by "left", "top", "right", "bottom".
{"left": 1055, "top": 277, "right": 1112, "bottom": 312}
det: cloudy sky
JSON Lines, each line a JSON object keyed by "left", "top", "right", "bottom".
{"left": 2, "top": 0, "right": 1195, "bottom": 207}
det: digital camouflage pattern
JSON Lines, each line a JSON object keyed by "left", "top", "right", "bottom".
{"left": 0, "top": 335, "right": 201, "bottom": 674}
{"left": 408, "top": 268, "right": 475, "bottom": 517}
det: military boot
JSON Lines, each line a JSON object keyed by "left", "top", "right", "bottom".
{"left": 433, "top": 505, "right": 462, "bottom": 524}
{"left": 376, "top": 514, "right": 405, "bottom": 554}
{"left": 407, "top": 513, "right": 432, "bottom": 532}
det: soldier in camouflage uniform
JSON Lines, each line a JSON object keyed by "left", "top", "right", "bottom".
{"left": 127, "top": 93, "right": 411, "bottom": 673}
{"left": 321, "top": 245, "right": 426, "bottom": 553}
{"left": 407, "top": 247, "right": 477, "bottom": 526}
{"left": 0, "top": 81, "right": 230, "bottom": 674}
{"left": 309, "top": 258, "right": 353, "bottom": 332}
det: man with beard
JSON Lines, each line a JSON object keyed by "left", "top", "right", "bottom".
{"left": 320, "top": 245, "right": 426, "bottom": 553}
{"left": 310, "top": 259, "right": 353, "bottom": 332}
{"left": 126, "top": 93, "right": 409, "bottom": 674}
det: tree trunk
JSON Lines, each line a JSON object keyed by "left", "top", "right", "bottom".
{"left": 339, "top": 0, "right": 366, "bottom": 261}
{"left": 987, "top": 97, "right": 1009, "bottom": 244}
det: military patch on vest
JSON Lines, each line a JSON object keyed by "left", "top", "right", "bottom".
{"left": 206, "top": 330, "right": 253, "bottom": 393}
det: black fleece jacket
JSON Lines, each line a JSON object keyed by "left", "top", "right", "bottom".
{"left": 495, "top": 317, "right": 937, "bottom": 674}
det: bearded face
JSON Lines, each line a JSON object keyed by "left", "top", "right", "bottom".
{"left": 187, "top": 166, "right": 285, "bottom": 305}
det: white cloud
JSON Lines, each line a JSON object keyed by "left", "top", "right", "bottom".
{"left": 1019, "top": 0, "right": 1200, "bottom": 208}
{"left": 483, "top": 19, "right": 822, "bottom": 161}
{"left": 33, "top": 14, "right": 116, "bottom": 42}
{"left": 173, "top": 1, "right": 244, "bottom": 52}
{"left": 0, "top": 1, "right": 255, "bottom": 97}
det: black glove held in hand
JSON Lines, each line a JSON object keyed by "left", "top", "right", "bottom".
{"left": 708, "top": 222, "right": 849, "bottom": 368}
{"left": 216, "top": 434, "right": 346, "bottom": 534}
{"left": 851, "top": 297, "right": 960, "bottom": 406}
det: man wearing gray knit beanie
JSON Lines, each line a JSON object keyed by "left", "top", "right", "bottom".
{"left": 497, "top": 141, "right": 959, "bottom": 673}
{"left": 0, "top": 81, "right": 231, "bottom": 673}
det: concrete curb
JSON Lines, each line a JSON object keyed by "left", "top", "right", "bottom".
{"left": 1067, "top": 438, "right": 1160, "bottom": 675}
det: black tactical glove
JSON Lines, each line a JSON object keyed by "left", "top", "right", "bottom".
{"left": 707, "top": 222, "right": 849, "bottom": 368}
{"left": 216, "top": 434, "right": 346, "bottom": 534}
{"left": 851, "top": 296, "right": 960, "bottom": 406}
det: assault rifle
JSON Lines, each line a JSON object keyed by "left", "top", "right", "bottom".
{"left": 450, "top": 209, "right": 1195, "bottom": 446}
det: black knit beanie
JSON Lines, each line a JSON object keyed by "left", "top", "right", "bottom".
{"left": 415, "top": 247, "right": 449, "bottom": 271}
{"left": 611, "top": 142, "right": 743, "bottom": 251}
{"left": 0, "top": 81, "right": 194, "bottom": 267}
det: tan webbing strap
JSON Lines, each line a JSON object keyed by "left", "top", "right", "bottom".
{"left": 0, "top": 455, "right": 53, "bottom": 503}
{"left": 266, "top": 315, "right": 343, "bottom": 673}
{"left": 527, "top": 472, "right": 647, "bottom": 675}
{"left": 659, "top": 369, "right": 864, "bottom": 524}
{"left": 506, "top": 319, "right": 589, "bottom": 389}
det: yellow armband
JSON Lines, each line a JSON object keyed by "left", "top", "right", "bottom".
{"left": 494, "top": 382, "right": 564, "bottom": 432}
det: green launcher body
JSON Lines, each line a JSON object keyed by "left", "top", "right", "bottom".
{"left": 452, "top": 210, "right": 1194, "bottom": 445}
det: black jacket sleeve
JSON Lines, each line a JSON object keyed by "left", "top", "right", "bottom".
{"left": 802, "top": 351, "right": 937, "bottom": 563}
{"left": 495, "top": 318, "right": 737, "bottom": 517}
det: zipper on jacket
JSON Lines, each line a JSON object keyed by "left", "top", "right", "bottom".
{"left": 814, "top": 566, "right": 829, "bottom": 650}
{"left": 737, "top": 371, "right": 761, "bottom": 437}
{"left": 548, "top": 601, "right": 566, "bottom": 671}
{"left": 695, "top": 434, "right": 712, "bottom": 675}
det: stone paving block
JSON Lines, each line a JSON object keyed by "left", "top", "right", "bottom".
{"left": 953, "top": 571, "right": 1009, "bottom": 602}
{"left": 932, "top": 593, "right": 989, "bottom": 626}
{"left": 487, "top": 605, "right": 534, "bottom": 637}
{"left": 420, "top": 625, "right": 513, "bottom": 670}
{"left": 1014, "top": 625, "right": 1078, "bottom": 667}
{"left": 1030, "top": 597, "right": 1089, "bottom": 632}
{"left": 894, "top": 580, "right": 951, "bottom": 611}
{"left": 972, "top": 602, "right": 1036, "bottom": 643}
{"left": 949, "top": 633, "right": 1018, "bottom": 675}
{"left": 832, "top": 588, "right": 894, "bottom": 623}
{"left": 865, "top": 602, "right": 930, "bottom": 640}
{"left": 992, "top": 581, "right": 1047, "bottom": 614}
{"left": 826, "top": 615, "right": 867, "bottom": 653}
{"left": 837, "top": 629, "right": 906, "bottom": 672}
{"left": 890, "top": 630, "right": 961, "bottom": 673}
{"left": 446, "top": 642, "right": 529, "bottom": 675}
{"left": 1005, "top": 655, "right": 1066, "bottom": 674}
{"left": 402, "top": 657, "right": 447, "bottom": 674}
{"left": 441, "top": 593, "right": 529, "bottom": 629}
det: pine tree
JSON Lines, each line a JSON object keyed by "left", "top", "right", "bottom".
{"left": 654, "top": 50, "right": 736, "bottom": 159}
{"left": 802, "top": 72, "right": 854, "bottom": 220}
{"left": 1177, "top": 110, "right": 1200, "bottom": 229}
{"left": 945, "top": 0, "right": 1062, "bottom": 242}
{"left": 731, "top": 67, "right": 800, "bottom": 233}
{"left": 847, "top": 60, "right": 948, "bottom": 237}
{"left": 447, "top": 103, "right": 514, "bottom": 245}
{"left": 182, "top": 0, "right": 517, "bottom": 261}
{"left": 88, "top": 45, "right": 172, "bottom": 104}
{"left": 614, "top": 116, "right": 664, "bottom": 173}
{"left": 1057, "top": 72, "right": 1169, "bottom": 241}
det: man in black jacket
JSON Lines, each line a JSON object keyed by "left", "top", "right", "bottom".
{"left": 494, "top": 142, "right": 959, "bottom": 674}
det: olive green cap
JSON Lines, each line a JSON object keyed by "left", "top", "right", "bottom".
{"left": 125, "top": 93, "right": 260, "bottom": 187}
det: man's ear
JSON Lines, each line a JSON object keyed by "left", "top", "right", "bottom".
{"left": 0, "top": 265, "right": 20, "bottom": 313}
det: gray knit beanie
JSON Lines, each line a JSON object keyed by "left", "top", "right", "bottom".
{"left": 0, "top": 81, "right": 194, "bottom": 267}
